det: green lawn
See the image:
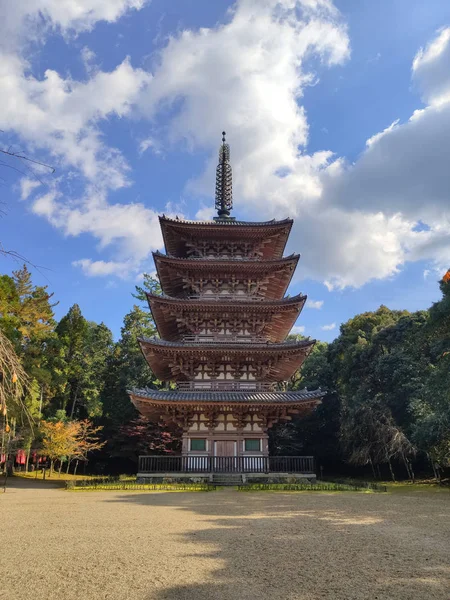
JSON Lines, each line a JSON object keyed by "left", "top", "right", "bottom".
{"left": 382, "top": 479, "right": 450, "bottom": 494}
{"left": 14, "top": 470, "right": 99, "bottom": 482}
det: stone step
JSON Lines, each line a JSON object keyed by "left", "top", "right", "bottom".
{"left": 212, "top": 474, "right": 243, "bottom": 485}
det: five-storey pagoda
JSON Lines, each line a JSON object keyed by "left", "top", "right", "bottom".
{"left": 129, "top": 133, "right": 325, "bottom": 477}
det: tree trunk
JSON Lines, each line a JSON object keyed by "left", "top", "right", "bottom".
{"left": 401, "top": 452, "right": 413, "bottom": 482}
{"left": 409, "top": 460, "right": 415, "bottom": 483}
{"left": 70, "top": 382, "right": 81, "bottom": 419}
{"left": 74, "top": 459, "right": 79, "bottom": 476}
{"left": 428, "top": 454, "right": 440, "bottom": 482}
{"left": 369, "top": 456, "right": 376, "bottom": 479}
{"left": 58, "top": 461, "right": 63, "bottom": 477}
{"left": 25, "top": 449, "right": 31, "bottom": 473}
{"left": 66, "top": 458, "right": 72, "bottom": 474}
{"left": 50, "top": 460, "right": 54, "bottom": 477}
{"left": 386, "top": 454, "right": 396, "bottom": 482}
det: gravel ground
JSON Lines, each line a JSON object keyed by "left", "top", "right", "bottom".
{"left": 1, "top": 478, "right": 449, "bottom": 600}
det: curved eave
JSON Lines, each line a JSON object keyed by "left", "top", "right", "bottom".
{"left": 138, "top": 336, "right": 314, "bottom": 352}
{"left": 159, "top": 215, "right": 293, "bottom": 228}
{"left": 154, "top": 252, "right": 299, "bottom": 300}
{"left": 153, "top": 251, "right": 299, "bottom": 268}
{"left": 159, "top": 216, "right": 293, "bottom": 259}
{"left": 147, "top": 292, "right": 307, "bottom": 342}
{"left": 146, "top": 292, "right": 307, "bottom": 310}
{"left": 138, "top": 337, "right": 315, "bottom": 381}
{"left": 130, "top": 387, "right": 325, "bottom": 403}
{"left": 129, "top": 388, "right": 324, "bottom": 419}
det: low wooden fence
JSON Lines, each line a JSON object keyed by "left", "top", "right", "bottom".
{"left": 138, "top": 455, "right": 315, "bottom": 474}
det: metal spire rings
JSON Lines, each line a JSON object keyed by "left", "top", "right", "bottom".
{"left": 215, "top": 131, "right": 233, "bottom": 218}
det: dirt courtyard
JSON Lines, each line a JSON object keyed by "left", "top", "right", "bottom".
{"left": 1, "top": 479, "right": 449, "bottom": 600}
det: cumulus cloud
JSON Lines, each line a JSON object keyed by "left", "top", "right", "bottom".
{"left": 33, "top": 187, "right": 163, "bottom": 264}
{"left": 20, "top": 178, "right": 41, "bottom": 200}
{"left": 412, "top": 27, "right": 450, "bottom": 105}
{"left": 0, "top": 55, "right": 149, "bottom": 188}
{"left": 306, "top": 299, "right": 323, "bottom": 309}
{"left": 1, "top": 0, "right": 148, "bottom": 49}
{"left": 291, "top": 325, "right": 306, "bottom": 335}
{"left": 318, "top": 26, "right": 450, "bottom": 281}
{"left": 73, "top": 258, "right": 136, "bottom": 278}
{"left": 5, "top": 0, "right": 450, "bottom": 288}
{"left": 135, "top": 6, "right": 450, "bottom": 288}
{"left": 321, "top": 322, "right": 336, "bottom": 331}
{"left": 1, "top": 0, "right": 153, "bottom": 276}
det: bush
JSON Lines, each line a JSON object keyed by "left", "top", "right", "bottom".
{"left": 238, "top": 481, "right": 387, "bottom": 492}
{"left": 65, "top": 477, "right": 215, "bottom": 492}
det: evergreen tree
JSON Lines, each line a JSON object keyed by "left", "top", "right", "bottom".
{"left": 53, "top": 306, "right": 114, "bottom": 418}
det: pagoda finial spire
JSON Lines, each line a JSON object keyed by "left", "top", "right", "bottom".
{"left": 215, "top": 131, "right": 233, "bottom": 218}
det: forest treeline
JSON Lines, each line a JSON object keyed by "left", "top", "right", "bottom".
{"left": 1, "top": 266, "right": 449, "bottom": 479}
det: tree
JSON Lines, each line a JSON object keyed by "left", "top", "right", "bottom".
{"left": 113, "top": 417, "right": 180, "bottom": 465}
{"left": 133, "top": 273, "right": 162, "bottom": 305}
{"left": 0, "top": 330, "right": 29, "bottom": 469}
{"left": 270, "top": 340, "right": 341, "bottom": 471}
{"left": 54, "top": 304, "right": 88, "bottom": 415}
{"left": 0, "top": 266, "right": 56, "bottom": 421}
{"left": 100, "top": 273, "right": 167, "bottom": 470}
{"left": 102, "top": 304, "right": 159, "bottom": 428}
{"left": 66, "top": 420, "right": 106, "bottom": 475}
{"left": 411, "top": 275, "right": 450, "bottom": 475}
{"left": 39, "top": 420, "right": 79, "bottom": 476}
{"left": 54, "top": 306, "right": 113, "bottom": 418}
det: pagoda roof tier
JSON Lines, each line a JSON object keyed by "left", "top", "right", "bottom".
{"left": 159, "top": 215, "right": 293, "bottom": 259}
{"left": 146, "top": 292, "right": 307, "bottom": 343}
{"left": 138, "top": 336, "right": 314, "bottom": 382}
{"left": 129, "top": 388, "right": 324, "bottom": 423}
{"left": 153, "top": 252, "right": 299, "bottom": 300}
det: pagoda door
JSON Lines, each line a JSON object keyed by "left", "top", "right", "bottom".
{"left": 215, "top": 440, "right": 236, "bottom": 456}
{"left": 214, "top": 440, "right": 237, "bottom": 472}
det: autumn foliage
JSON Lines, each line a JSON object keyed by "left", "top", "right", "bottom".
{"left": 39, "top": 419, "right": 105, "bottom": 475}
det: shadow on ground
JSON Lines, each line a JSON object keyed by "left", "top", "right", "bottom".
{"left": 106, "top": 489, "right": 450, "bottom": 600}
{"left": 3, "top": 475, "right": 65, "bottom": 491}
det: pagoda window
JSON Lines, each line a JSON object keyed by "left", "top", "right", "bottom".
{"left": 190, "top": 439, "right": 207, "bottom": 451}
{"left": 240, "top": 365, "right": 253, "bottom": 380}
{"left": 194, "top": 364, "right": 211, "bottom": 380}
{"left": 244, "top": 439, "right": 261, "bottom": 452}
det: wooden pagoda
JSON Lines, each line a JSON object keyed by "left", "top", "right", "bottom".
{"left": 129, "top": 133, "right": 325, "bottom": 479}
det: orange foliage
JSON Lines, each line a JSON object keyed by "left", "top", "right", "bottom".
{"left": 443, "top": 269, "right": 450, "bottom": 283}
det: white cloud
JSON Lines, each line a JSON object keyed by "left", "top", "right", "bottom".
{"left": 135, "top": 8, "right": 450, "bottom": 289}
{"left": 139, "top": 136, "right": 163, "bottom": 156}
{"left": 0, "top": 55, "right": 150, "bottom": 188}
{"left": 81, "top": 46, "right": 97, "bottom": 74}
{"left": 5, "top": 1, "right": 450, "bottom": 288}
{"left": 412, "top": 27, "right": 450, "bottom": 106}
{"left": 37, "top": 188, "right": 163, "bottom": 261}
{"left": 306, "top": 299, "right": 323, "bottom": 309}
{"left": 1, "top": 0, "right": 154, "bottom": 276}
{"left": 2, "top": 1, "right": 148, "bottom": 50}
{"left": 316, "top": 26, "right": 450, "bottom": 283}
{"left": 195, "top": 205, "right": 215, "bottom": 221}
{"left": 291, "top": 325, "right": 306, "bottom": 335}
{"left": 20, "top": 178, "right": 41, "bottom": 200}
{"left": 321, "top": 322, "right": 336, "bottom": 331}
{"left": 139, "top": 0, "right": 350, "bottom": 220}
{"left": 73, "top": 258, "right": 136, "bottom": 278}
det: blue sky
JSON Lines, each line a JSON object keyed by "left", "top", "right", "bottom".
{"left": 2, "top": 0, "right": 450, "bottom": 341}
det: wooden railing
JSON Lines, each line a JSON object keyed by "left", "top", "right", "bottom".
{"left": 187, "top": 295, "right": 265, "bottom": 302}
{"left": 176, "top": 381, "right": 276, "bottom": 392}
{"left": 138, "top": 455, "right": 315, "bottom": 474}
{"left": 181, "top": 334, "right": 267, "bottom": 344}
